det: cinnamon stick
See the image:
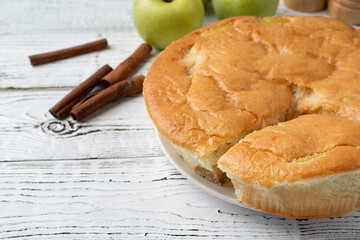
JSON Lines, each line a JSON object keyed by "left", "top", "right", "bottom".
{"left": 49, "top": 64, "right": 113, "bottom": 119}
{"left": 100, "top": 43, "right": 152, "bottom": 87}
{"left": 70, "top": 85, "right": 105, "bottom": 112}
{"left": 71, "top": 75, "right": 145, "bottom": 121}
{"left": 29, "top": 39, "right": 108, "bottom": 66}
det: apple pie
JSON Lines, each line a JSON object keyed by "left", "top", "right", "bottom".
{"left": 143, "top": 16, "right": 360, "bottom": 218}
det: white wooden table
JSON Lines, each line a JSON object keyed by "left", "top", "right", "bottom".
{"left": 1, "top": 0, "right": 359, "bottom": 239}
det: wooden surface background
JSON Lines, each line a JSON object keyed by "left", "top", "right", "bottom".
{"left": 1, "top": 0, "right": 359, "bottom": 239}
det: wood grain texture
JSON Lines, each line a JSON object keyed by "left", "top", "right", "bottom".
{"left": 1, "top": 0, "right": 360, "bottom": 239}
{"left": 0, "top": 90, "right": 160, "bottom": 161}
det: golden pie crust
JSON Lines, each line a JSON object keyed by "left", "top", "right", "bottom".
{"left": 143, "top": 16, "right": 360, "bottom": 217}
{"left": 145, "top": 15, "right": 360, "bottom": 155}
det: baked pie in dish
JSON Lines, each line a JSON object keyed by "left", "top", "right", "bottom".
{"left": 143, "top": 16, "right": 360, "bottom": 218}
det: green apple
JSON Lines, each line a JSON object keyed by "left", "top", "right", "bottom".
{"left": 133, "top": 0, "right": 205, "bottom": 50}
{"left": 213, "top": 0, "right": 279, "bottom": 19}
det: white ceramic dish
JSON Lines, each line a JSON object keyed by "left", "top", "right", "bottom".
{"left": 156, "top": 131, "right": 256, "bottom": 211}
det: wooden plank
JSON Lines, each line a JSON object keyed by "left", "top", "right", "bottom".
{"left": 0, "top": 89, "right": 162, "bottom": 161}
{"left": 0, "top": 0, "right": 134, "bottom": 34}
{"left": 0, "top": 158, "right": 358, "bottom": 239}
{"left": 0, "top": 31, "right": 154, "bottom": 89}
{"left": 0, "top": 89, "right": 151, "bottom": 126}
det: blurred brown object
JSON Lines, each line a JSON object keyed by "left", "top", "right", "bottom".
{"left": 283, "top": 0, "right": 327, "bottom": 12}
{"left": 328, "top": 0, "right": 360, "bottom": 25}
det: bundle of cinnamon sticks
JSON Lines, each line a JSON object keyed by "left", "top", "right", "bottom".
{"left": 30, "top": 40, "right": 152, "bottom": 121}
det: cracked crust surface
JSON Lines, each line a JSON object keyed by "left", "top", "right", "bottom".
{"left": 218, "top": 114, "right": 360, "bottom": 188}
{"left": 143, "top": 16, "right": 360, "bottom": 185}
